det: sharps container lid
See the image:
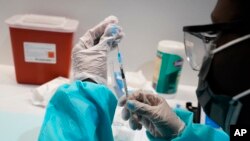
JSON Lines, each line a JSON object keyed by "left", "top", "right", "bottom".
{"left": 5, "top": 14, "right": 79, "bottom": 33}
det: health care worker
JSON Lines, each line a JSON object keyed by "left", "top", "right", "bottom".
{"left": 38, "top": 0, "right": 250, "bottom": 141}
{"left": 39, "top": 16, "right": 125, "bottom": 141}
{"left": 119, "top": 0, "right": 250, "bottom": 140}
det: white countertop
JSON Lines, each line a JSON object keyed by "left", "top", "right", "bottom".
{"left": 0, "top": 64, "right": 197, "bottom": 141}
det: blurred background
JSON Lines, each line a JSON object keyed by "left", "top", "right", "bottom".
{"left": 0, "top": 0, "right": 217, "bottom": 86}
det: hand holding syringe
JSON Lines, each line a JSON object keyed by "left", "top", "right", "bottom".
{"left": 107, "top": 24, "right": 128, "bottom": 98}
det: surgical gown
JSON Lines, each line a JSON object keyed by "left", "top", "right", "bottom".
{"left": 38, "top": 81, "right": 117, "bottom": 141}
{"left": 38, "top": 81, "right": 229, "bottom": 141}
{"left": 147, "top": 108, "right": 229, "bottom": 141}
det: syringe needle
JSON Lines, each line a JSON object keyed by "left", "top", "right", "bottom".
{"left": 117, "top": 47, "right": 128, "bottom": 98}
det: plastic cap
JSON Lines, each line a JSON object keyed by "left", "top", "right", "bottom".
{"left": 5, "top": 14, "right": 79, "bottom": 33}
{"left": 158, "top": 40, "right": 185, "bottom": 56}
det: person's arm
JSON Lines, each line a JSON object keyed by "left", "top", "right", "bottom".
{"left": 118, "top": 90, "right": 185, "bottom": 140}
{"left": 38, "top": 15, "right": 124, "bottom": 141}
{"left": 72, "top": 15, "right": 124, "bottom": 84}
{"left": 38, "top": 81, "right": 117, "bottom": 141}
{"left": 147, "top": 108, "right": 229, "bottom": 141}
{"left": 118, "top": 90, "right": 229, "bottom": 141}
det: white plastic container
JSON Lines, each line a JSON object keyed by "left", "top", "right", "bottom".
{"left": 152, "top": 40, "right": 185, "bottom": 98}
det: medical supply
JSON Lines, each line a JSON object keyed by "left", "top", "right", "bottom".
{"left": 112, "top": 122, "right": 136, "bottom": 141}
{"left": 72, "top": 16, "right": 124, "bottom": 84}
{"left": 185, "top": 102, "right": 200, "bottom": 123}
{"left": 113, "top": 71, "right": 125, "bottom": 98}
{"left": 152, "top": 40, "right": 185, "bottom": 97}
{"left": 110, "top": 63, "right": 156, "bottom": 99}
{"left": 39, "top": 81, "right": 117, "bottom": 141}
{"left": 110, "top": 66, "right": 153, "bottom": 98}
{"left": 148, "top": 108, "right": 229, "bottom": 140}
{"left": 117, "top": 47, "right": 129, "bottom": 99}
{"left": 125, "top": 70, "right": 147, "bottom": 89}
{"left": 118, "top": 91, "right": 185, "bottom": 139}
{"left": 30, "top": 76, "right": 70, "bottom": 107}
{"left": 5, "top": 14, "right": 78, "bottom": 84}
{"left": 183, "top": 22, "right": 250, "bottom": 71}
{"left": 112, "top": 106, "right": 136, "bottom": 141}
{"left": 183, "top": 24, "right": 250, "bottom": 133}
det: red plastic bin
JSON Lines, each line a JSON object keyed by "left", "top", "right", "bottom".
{"left": 5, "top": 14, "right": 79, "bottom": 84}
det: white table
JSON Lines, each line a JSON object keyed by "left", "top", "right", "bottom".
{"left": 0, "top": 65, "right": 44, "bottom": 141}
{"left": 0, "top": 64, "right": 197, "bottom": 141}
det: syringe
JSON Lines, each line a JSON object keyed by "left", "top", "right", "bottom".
{"left": 117, "top": 47, "right": 129, "bottom": 99}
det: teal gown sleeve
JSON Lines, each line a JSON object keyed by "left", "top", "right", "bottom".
{"left": 146, "top": 108, "right": 229, "bottom": 141}
{"left": 38, "top": 80, "right": 117, "bottom": 141}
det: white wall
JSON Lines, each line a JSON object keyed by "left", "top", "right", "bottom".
{"left": 0, "top": 0, "right": 217, "bottom": 86}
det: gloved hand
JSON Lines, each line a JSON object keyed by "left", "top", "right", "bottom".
{"left": 72, "top": 16, "right": 124, "bottom": 84}
{"left": 118, "top": 90, "right": 185, "bottom": 139}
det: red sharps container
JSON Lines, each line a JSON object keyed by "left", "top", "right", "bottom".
{"left": 6, "top": 14, "right": 79, "bottom": 84}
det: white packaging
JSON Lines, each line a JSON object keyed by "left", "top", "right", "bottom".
{"left": 30, "top": 77, "right": 70, "bottom": 107}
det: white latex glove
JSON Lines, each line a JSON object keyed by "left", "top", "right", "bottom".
{"left": 118, "top": 90, "right": 185, "bottom": 140}
{"left": 72, "top": 16, "right": 124, "bottom": 84}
